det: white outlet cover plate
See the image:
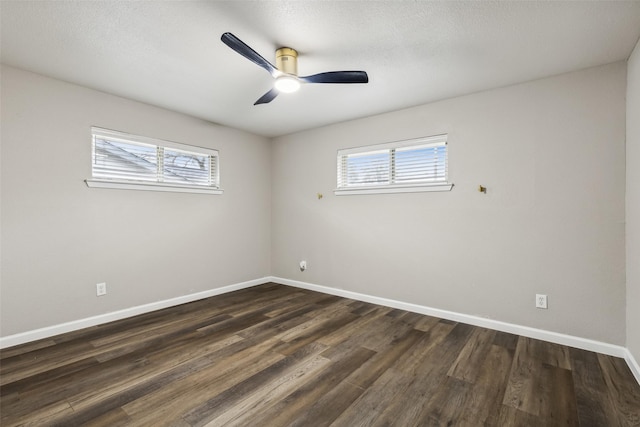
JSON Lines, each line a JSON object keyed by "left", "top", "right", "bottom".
{"left": 97, "top": 282, "right": 107, "bottom": 296}
{"left": 536, "top": 294, "right": 548, "bottom": 309}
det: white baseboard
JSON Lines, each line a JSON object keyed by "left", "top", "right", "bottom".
{"left": 625, "top": 348, "right": 640, "bottom": 385}
{"left": 269, "top": 276, "right": 629, "bottom": 359}
{"left": 0, "top": 277, "right": 270, "bottom": 349}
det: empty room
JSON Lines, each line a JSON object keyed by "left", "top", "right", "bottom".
{"left": 1, "top": 1, "right": 640, "bottom": 425}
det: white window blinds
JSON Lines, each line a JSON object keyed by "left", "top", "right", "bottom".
{"left": 88, "top": 127, "right": 220, "bottom": 193}
{"left": 336, "top": 134, "right": 452, "bottom": 195}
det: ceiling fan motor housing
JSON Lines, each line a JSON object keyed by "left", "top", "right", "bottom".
{"left": 276, "top": 47, "right": 298, "bottom": 75}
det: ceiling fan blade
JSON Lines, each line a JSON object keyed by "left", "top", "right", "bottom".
{"left": 299, "top": 71, "right": 368, "bottom": 84}
{"left": 221, "top": 32, "right": 277, "bottom": 76}
{"left": 254, "top": 88, "right": 279, "bottom": 105}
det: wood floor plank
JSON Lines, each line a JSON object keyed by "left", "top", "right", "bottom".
{"left": 0, "top": 340, "right": 98, "bottom": 386}
{"left": 1, "top": 354, "right": 141, "bottom": 420}
{"left": 81, "top": 407, "right": 133, "bottom": 427}
{"left": 181, "top": 342, "right": 328, "bottom": 427}
{"left": 1, "top": 399, "right": 75, "bottom": 427}
{"left": 89, "top": 311, "right": 230, "bottom": 349}
{"left": 416, "top": 376, "right": 473, "bottom": 426}
{"left": 385, "top": 321, "right": 454, "bottom": 375}
{"left": 570, "top": 347, "right": 621, "bottom": 425}
{"left": 23, "top": 337, "right": 250, "bottom": 424}
{"left": 503, "top": 338, "right": 544, "bottom": 413}
{"left": 502, "top": 336, "right": 580, "bottom": 423}
{"left": 287, "top": 328, "right": 427, "bottom": 427}
{"left": 287, "top": 378, "right": 365, "bottom": 427}
{"left": 275, "top": 299, "right": 358, "bottom": 343}
{"left": 365, "top": 323, "right": 476, "bottom": 426}
{"left": 1, "top": 283, "right": 638, "bottom": 426}
{"left": 203, "top": 353, "right": 331, "bottom": 426}
{"left": 263, "top": 290, "right": 332, "bottom": 315}
{"left": 446, "top": 326, "right": 496, "bottom": 383}
{"left": 94, "top": 313, "right": 234, "bottom": 363}
{"left": 544, "top": 364, "right": 580, "bottom": 426}
{"left": 359, "top": 314, "right": 418, "bottom": 352}
{"left": 330, "top": 324, "right": 464, "bottom": 426}
{"left": 350, "top": 301, "right": 384, "bottom": 317}
{"left": 0, "top": 354, "right": 100, "bottom": 398}
{"left": 494, "top": 404, "right": 545, "bottom": 426}
{"left": 493, "top": 330, "right": 519, "bottom": 351}
{"left": 65, "top": 332, "right": 244, "bottom": 412}
{"left": 249, "top": 346, "right": 376, "bottom": 427}
{"left": 329, "top": 367, "right": 414, "bottom": 427}
{"left": 463, "top": 343, "right": 515, "bottom": 425}
{"left": 597, "top": 352, "right": 640, "bottom": 424}
{"left": 57, "top": 353, "right": 216, "bottom": 425}
{"left": 321, "top": 311, "right": 415, "bottom": 360}
{"left": 412, "top": 313, "right": 441, "bottom": 332}
{"left": 344, "top": 328, "right": 425, "bottom": 390}
{"left": 522, "top": 335, "right": 572, "bottom": 369}
{"left": 122, "top": 338, "right": 285, "bottom": 426}
{"left": 316, "top": 306, "right": 390, "bottom": 348}
{"left": 0, "top": 339, "right": 57, "bottom": 360}
{"left": 272, "top": 311, "right": 360, "bottom": 356}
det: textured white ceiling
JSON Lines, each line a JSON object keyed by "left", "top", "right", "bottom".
{"left": 2, "top": 1, "right": 640, "bottom": 137}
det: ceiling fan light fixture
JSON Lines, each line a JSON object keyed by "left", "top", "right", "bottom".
{"left": 274, "top": 75, "right": 301, "bottom": 93}
{"left": 220, "top": 33, "right": 368, "bottom": 105}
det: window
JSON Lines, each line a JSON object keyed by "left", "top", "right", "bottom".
{"left": 335, "top": 134, "right": 452, "bottom": 195}
{"left": 86, "top": 127, "right": 222, "bottom": 194}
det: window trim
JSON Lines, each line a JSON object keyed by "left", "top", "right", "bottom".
{"left": 334, "top": 134, "right": 453, "bottom": 196}
{"left": 85, "top": 178, "right": 224, "bottom": 194}
{"left": 85, "top": 127, "right": 223, "bottom": 195}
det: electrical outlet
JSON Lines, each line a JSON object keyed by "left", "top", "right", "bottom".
{"left": 536, "top": 294, "right": 548, "bottom": 309}
{"left": 96, "top": 282, "right": 107, "bottom": 296}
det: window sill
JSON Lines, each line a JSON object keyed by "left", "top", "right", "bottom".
{"left": 334, "top": 183, "right": 453, "bottom": 196}
{"left": 85, "top": 179, "right": 223, "bottom": 195}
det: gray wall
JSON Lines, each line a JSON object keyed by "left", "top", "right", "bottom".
{"left": 271, "top": 62, "right": 627, "bottom": 345}
{"left": 1, "top": 60, "right": 632, "bottom": 350}
{"left": 0, "top": 65, "right": 272, "bottom": 336}
{"left": 628, "top": 39, "right": 640, "bottom": 363}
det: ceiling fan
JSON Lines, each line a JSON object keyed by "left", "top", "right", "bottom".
{"left": 221, "top": 32, "right": 369, "bottom": 105}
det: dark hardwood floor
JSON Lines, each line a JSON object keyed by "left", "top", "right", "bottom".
{"left": 1, "top": 283, "right": 639, "bottom": 426}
